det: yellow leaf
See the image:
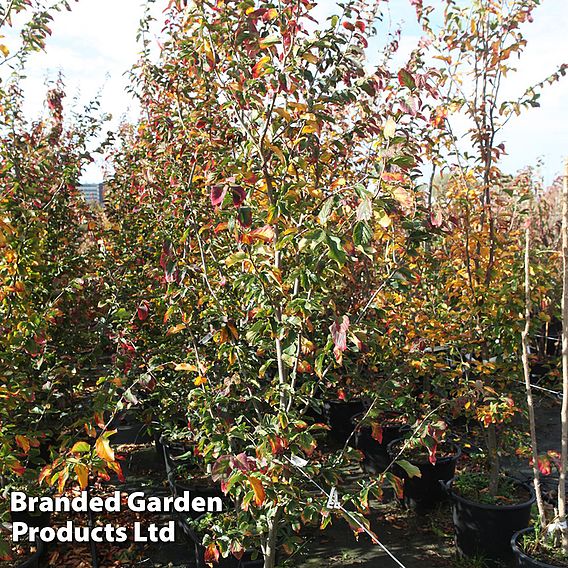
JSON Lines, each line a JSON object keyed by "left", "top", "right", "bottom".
{"left": 248, "top": 476, "right": 266, "bottom": 506}
{"left": 265, "top": 8, "right": 278, "bottom": 20}
{"left": 377, "top": 211, "right": 392, "bottom": 228}
{"left": 75, "top": 464, "right": 89, "bottom": 490}
{"left": 0, "top": 44, "right": 9, "bottom": 57}
{"left": 194, "top": 375, "right": 208, "bottom": 386}
{"left": 175, "top": 362, "right": 198, "bottom": 372}
{"left": 301, "top": 121, "right": 321, "bottom": 135}
{"left": 95, "top": 437, "right": 114, "bottom": 463}
{"left": 384, "top": 117, "right": 396, "bottom": 139}
{"left": 166, "top": 323, "right": 186, "bottom": 335}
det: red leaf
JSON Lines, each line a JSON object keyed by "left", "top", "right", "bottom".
{"left": 137, "top": 302, "right": 149, "bottom": 321}
{"left": 371, "top": 423, "right": 383, "bottom": 444}
{"left": 210, "top": 185, "right": 227, "bottom": 207}
{"left": 232, "top": 186, "right": 246, "bottom": 207}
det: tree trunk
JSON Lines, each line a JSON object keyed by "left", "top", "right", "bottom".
{"left": 522, "top": 227, "right": 546, "bottom": 523}
{"left": 559, "top": 159, "right": 568, "bottom": 552}
{"left": 263, "top": 506, "right": 282, "bottom": 568}
{"left": 486, "top": 423, "right": 500, "bottom": 497}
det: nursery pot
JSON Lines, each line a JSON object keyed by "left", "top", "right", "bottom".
{"left": 353, "top": 412, "right": 410, "bottom": 472}
{"left": 511, "top": 527, "right": 561, "bottom": 568}
{"left": 447, "top": 478, "right": 535, "bottom": 563}
{"left": 387, "top": 439, "right": 461, "bottom": 511}
{"left": 324, "top": 400, "right": 367, "bottom": 443}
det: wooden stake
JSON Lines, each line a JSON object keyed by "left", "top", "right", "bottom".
{"left": 522, "top": 226, "right": 546, "bottom": 523}
{"left": 559, "top": 158, "right": 568, "bottom": 552}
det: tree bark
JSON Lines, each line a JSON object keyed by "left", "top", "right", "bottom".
{"left": 559, "top": 159, "right": 568, "bottom": 552}
{"left": 486, "top": 423, "right": 500, "bottom": 497}
{"left": 263, "top": 506, "right": 282, "bottom": 568}
{"left": 522, "top": 227, "right": 546, "bottom": 523}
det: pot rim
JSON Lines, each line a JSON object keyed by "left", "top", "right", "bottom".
{"left": 387, "top": 438, "right": 462, "bottom": 465}
{"left": 447, "top": 477, "right": 536, "bottom": 511}
{"left": 511, "top": 527, "right": 560, "bottom": 568}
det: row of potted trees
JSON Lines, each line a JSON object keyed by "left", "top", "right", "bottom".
{"left": 2, "top": 0, "right": 567, "bottom": 566}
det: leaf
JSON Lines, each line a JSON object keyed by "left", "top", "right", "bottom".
{"left": 252, "top": 56, "right": 271, "bottom": 78}
{"left": 318, "top": 199, "right": 333, "bottom": 225}
{"left": 226, "top": 251, "right": 248, "bottom": 267}
{"left": 248, "top": 476, "right": 266, "bottom": 506}
{"left": 325, "top": 234, "right": 346, "bottom": 266}
{"left": 398, "top": 68, "right": 416, "bottom": 90}
{"left": 237, "top": 206, "right": 253, "bottom": 228}
{"left": 137, "top": 302, "right": 149, "bottom": 321}
{"left": 248, "top": 225, "right": 275, "bottom": 244}
{"left": 75, "top": 464, "right": 89, "bottom": 490}
{"left": 377, "top": 211, "right": 391, "bottom": 228}
{"left": 0, "top": 44, "right": 9, "bottom": 57}
{"left": 397, "top": 460, "right": 422, "bottom": 478}
{"left": 353, "top": 222, "right": 372, "bottom": 247}
{"left": 356, "top": 197, "right": 373, "bottom": 221}
{"left": 95, "top": 437, "right": 114, "bottom": 463}
{"left": 15, "top": 435, "right": 30, "bottom": 454}
{"left": 259, "top": 34, "right": 280, "bottom": 49}
{"left": 175, "top": 363, "right": 198, "bottom": 372}
{"left": 204, "top": 543, "right": 220, "bottom": 565}
{"left": 330, "top": 315, "right": 350, "bottom": 362}
{"left": 232, "top": 186, "right": 246, "bottom": 207}
{"left": 384, "top": 118, "right": 396, "bottom": 139}
{"left": 210, "top": 185, "right": 227, "bottom": 207}
{"left": 71, "top": 441, "right": 91, "bottom": 453}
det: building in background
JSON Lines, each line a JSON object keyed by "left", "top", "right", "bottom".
{"left": 79, "top": 183, "right": 104, "bottom": 205}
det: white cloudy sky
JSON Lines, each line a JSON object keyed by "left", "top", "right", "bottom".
{"left": 2, "top": 0, "right": 566, "bottom": 184}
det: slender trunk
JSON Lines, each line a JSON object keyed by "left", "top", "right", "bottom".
{"left": 522, "top": 227, "right": 546, "bottom": 523}
{"left": 559, "top": 159, "right": 568, "bottom": 552}
{"left": 263, "top": 506, "right": 282, "bottom": 568}
{"left": 486, "top": 423, "right": 500, "bottom": 497}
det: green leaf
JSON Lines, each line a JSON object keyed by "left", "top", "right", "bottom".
{"left": 353, "top": 222, "right": 372, "bottom": 246}
{"left": 325, "top": 234, "right": 346, "bottom": 266}
{"left": 398, "top": 68, "right": 416, "bottom": 90}
{"left": 396, "top": 459, "right": 422, "bottom": 478}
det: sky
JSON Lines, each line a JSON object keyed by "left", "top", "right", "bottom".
{"left": 1, "top": 0, "right": 566, "bottom": 185}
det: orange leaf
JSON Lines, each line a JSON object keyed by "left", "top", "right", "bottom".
{"left": 95, "top": 437, "right": 114, "bottom": 463}
{"left": 248, "top": 476, "right": 266, "bottom": 506}
{"left": 15, "top": 435, "right": 30, "bottom": 454}
{"left": 204, "top": 543, "right": 220, "bottom": 565}
{"left": 252, "top": 56, "right": 271, "bottom": 78}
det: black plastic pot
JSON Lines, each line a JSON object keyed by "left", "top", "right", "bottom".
{"left": 324, "top": 400, "right": 367, "bottom": 443}
{"left": 353, "top": 413, "right": 411, "bottom": 473}
{"left": 387, "top": 439, "right": 461, "bottom": 511}
{"left": 511, "top": 527, "right": 561, "bottom": 567}
{"left": 447, "top": 478, "right": 535, "bottom": 564}
{"left": 16, "top": 539, "right": 45, "bottom": 568}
